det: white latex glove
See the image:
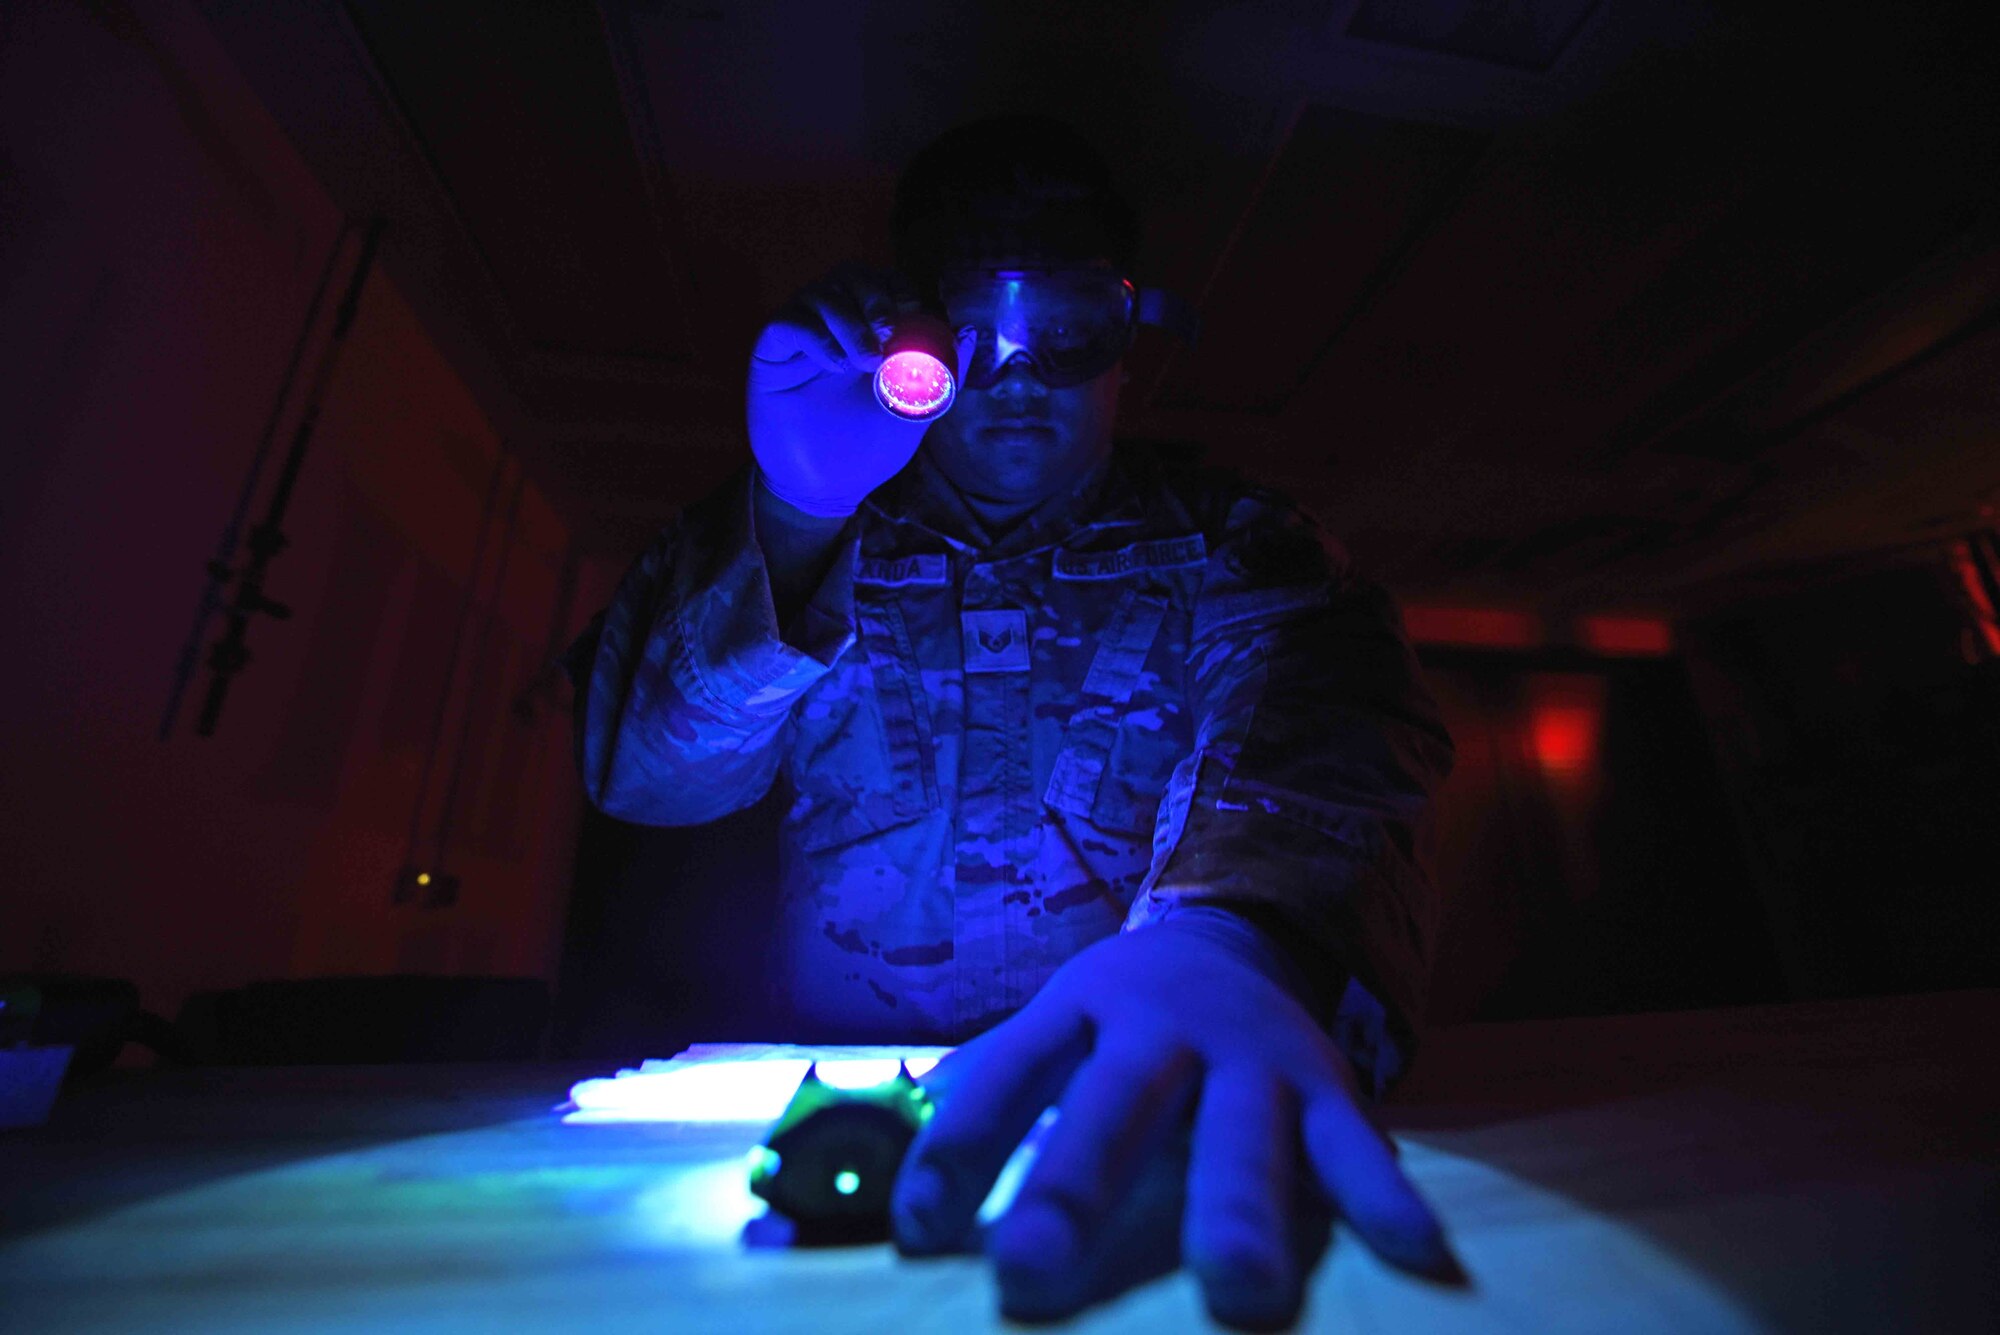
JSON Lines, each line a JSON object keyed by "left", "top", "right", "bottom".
{"left": 746, "top": 261, "right": 932, "bottom": 517}
{"left": 890, "top": 914, "right": 1461, "bottom": 1327}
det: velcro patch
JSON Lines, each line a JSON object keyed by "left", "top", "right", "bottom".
{"left": 962, "top": 610, "right": 1031, "bottom": 673}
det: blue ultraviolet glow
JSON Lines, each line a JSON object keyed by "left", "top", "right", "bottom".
{"left": 814, "top": 1058, "right": 905, "bottom": 1091}
{"left": 563, "top": 1046, "right": 948, "bottom": 1124}
{"left": 978, "top": 1106, "right": 1061, "bottom": 1225}
{"left": 995, "top": 278, "right": 1030, "bottom": 367}
{"left": 568, "top": 1058, "right": 811, "bottom": 1124}
{"left": 629, "top": 1158, "right": 767, "bottom": 1248}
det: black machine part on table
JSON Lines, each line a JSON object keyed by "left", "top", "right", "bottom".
{"left": 748, "top": 1060, "right": 934, "bottom": 1244}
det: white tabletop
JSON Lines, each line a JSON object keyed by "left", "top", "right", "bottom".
{"left": 3, "top": 990, "right": 1994, "bottom": 1332}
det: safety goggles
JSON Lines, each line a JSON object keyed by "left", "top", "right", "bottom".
{"left": 934, "top": 265, "right": 1140, "bottom": 390}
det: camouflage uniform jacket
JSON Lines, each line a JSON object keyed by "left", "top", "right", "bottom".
{"left": 569, "top": 443, "right": 1453, "bottom": 1091}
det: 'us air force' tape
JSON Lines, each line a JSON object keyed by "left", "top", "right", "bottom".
{"left": 858, "top": 537, "right": 1206, "bottom": 588}
{"left": 1053, "top": 534, "right": 1206, "bottom": 580}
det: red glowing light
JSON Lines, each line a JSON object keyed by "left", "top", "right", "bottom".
{"left": 1531, "top": 706, "right": 1598, "bottom": 773}
{"left": 1577, "top": 615, "right": 1673, "bottom": 657}
{"left": 1402, "top": 605, "right": 1544, "bottom": 650}
{"left": 1946, "top": 538, "right": 2000, "bottom": 659}
{"left": 1526, "top": 673, "right": 1606, "bottom": 778}
{"left": 874, "top": 351, "right": 955, "bottom": 419}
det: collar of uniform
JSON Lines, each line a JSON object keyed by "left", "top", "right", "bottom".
{"left": 866, "top": 446, "right": 1147, "bottom": 558}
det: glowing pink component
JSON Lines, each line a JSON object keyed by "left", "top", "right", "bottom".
{"left": 874, "top": 349, "right": 955, "bottom": 420}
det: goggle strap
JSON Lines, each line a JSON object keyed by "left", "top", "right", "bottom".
{"left": 1136, "top": 287, "right": 1202, "bottom": 347}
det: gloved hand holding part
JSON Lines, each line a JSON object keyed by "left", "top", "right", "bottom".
{"left": 747, "top": 261, "right": 933, "bottom": 517}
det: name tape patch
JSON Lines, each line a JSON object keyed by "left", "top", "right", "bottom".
{"left": 856, "top": 554, "right": 948, "bottom": 587}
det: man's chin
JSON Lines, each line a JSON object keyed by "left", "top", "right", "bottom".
{"left": 942, "top": 458, "right": 1064, "bottom": 503}
{"left": 962, "top": 467, "right": 1077, "bottom": 508}
{"left": 924, "top": 431, "right": 1111, "bottom": 511}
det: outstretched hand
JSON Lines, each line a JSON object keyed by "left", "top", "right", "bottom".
{"left": 889, "top": 917, "right": 1462, "bottom": 1327}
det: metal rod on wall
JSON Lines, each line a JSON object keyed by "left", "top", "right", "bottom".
{"left": 159, "top": 218, "right": 356, "bottom": 740}
{"left": 191, "top": 217, "right": 388, "bottom": 738}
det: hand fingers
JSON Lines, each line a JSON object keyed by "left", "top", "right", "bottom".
{"left": 810, "top": 262, "right": 907, "bottom": 362}
{"left": 891, "top": 1007, "right": 1091, "bottom": 1256}
{"left": 1300, "top": 1038, "right": 1402, "bottom": 1160}
{"left": 1184, "top": 1066, "right": 1304, "bottom": 1330}
{"left": 751, "top": 264, "right": 904, "bottom": 378}
{"left": 750, "top": 305, "right": 848, "bottom": 379}
{"left": 987, "top": 1042, "right": 1201, "bottom": 1321}
{"left": 1300, "top": 1088, "right": 1463, "bottom": 1284}
{"left": 825, "top": 259, "right": 908, "bottom": 326}
{"left": 800, "top": 284, "right": 883, "bottom": 372}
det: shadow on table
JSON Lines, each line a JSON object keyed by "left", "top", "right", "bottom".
{"left": 0, "top": 1062, "right": 600, "bottom": 1239}
{"left": 1384, "top": 992, "right": 2000, "bottom": 1331}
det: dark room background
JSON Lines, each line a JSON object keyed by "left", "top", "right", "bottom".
{"left": 4, "top": 0, "right": 1996, "bottom": 1064}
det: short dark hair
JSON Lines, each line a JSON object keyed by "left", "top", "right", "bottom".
{"left": 892, "top": 114, "right": 1142, "bottom": 289}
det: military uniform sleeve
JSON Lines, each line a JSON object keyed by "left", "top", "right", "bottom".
{"left": 1124, "top": 489, "right": 1454, "bottom": 1094}
{"left": 564, "top": 466, "right": 859, "bottom": 826}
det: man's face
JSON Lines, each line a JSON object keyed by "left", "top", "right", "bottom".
{"left": 915, "top": 260, "right": 1126, "bottom": 507}
{"left": 920, "top": 355, "right": 1122, "bottom": 507}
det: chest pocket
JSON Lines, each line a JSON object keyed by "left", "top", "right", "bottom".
{"left": 790, "top": 572, "right": 943, "bottom": 855}
{"left": 858, "top": 597, "right": 941, "bottom": 814}
{"left": 1044, "top": 588, "right": 1180, "bottom": 835}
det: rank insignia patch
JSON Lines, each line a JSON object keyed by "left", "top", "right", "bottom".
{"left": 961, "top": 609, "right": 1031, "bottom": 673}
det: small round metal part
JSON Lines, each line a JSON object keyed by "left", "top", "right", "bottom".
{"left": 873, "top": 311, "right": 959, "bottom": 421}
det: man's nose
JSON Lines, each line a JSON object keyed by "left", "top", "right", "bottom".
{"left": 988, "top": 353, "right": 1050, "bottom": 397}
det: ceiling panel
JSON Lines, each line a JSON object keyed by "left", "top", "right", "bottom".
{"left": 341, "top": 0, "right": 692, "bottom": 361}
{"left": 1603, "top": 196, "right": 1980, "bottom": 466}
{"left": 1346, "top": 0, "right": 1602, "bottom": 73}
{"left": 196, "top": 0, "right": 2000, "bottom": 606}
{"left": 1156, "top": 106, "right": 1488, "bottom": 415}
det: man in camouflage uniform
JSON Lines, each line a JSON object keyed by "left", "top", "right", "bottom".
{"left": 569, "top": 116, "right": 1457, "bottom": 1325}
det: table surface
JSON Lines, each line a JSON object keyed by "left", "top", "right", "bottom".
{"left": 3, "top": 990, "right": 1996, "bottom": 1333}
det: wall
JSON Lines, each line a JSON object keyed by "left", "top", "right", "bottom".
{"left": 1419, "top": 652, "right": 1786, "bottom": 1025}
{"left": 1683, "top": 562, "right": 2000, "bottom": 1001}
{"left": 1, "top": 0, "right": 591, "bottom": 1025}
